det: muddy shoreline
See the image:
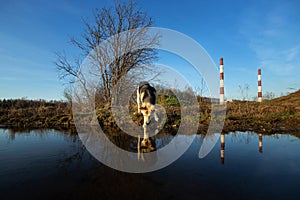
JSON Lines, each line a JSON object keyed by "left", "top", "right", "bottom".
{"left": 1, "top": 118, "right": 299, "bottom": 135}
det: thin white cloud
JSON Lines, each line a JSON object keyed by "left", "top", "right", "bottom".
{"left": 251, "top": 42, "right": 300, "bottom": 75}
{"left": 285, "top": 45, "right": 300, "bottom": 62}
{"left": 239, "top": 1, "right": 300, "bottom": 76}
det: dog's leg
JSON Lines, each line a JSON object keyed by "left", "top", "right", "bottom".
{"left": 138, "top": 135, "right": 141, "bottom": 160}
{"left": 154, "top": 111, "right": 159, "bottom": 122}
{"left": 137, "top": 87, "right": 141, "bottom": 114}
{"left": 143, "top": 114, "right": 147, "bottom": 128}
{"left": 143, "top": 126, "right": 148, "bottom": 139}
{"left": 152, "top": 105, "right": 159, "bottom": 122}
{"left": 137, "top": 135, "right": 145, "bottom": 161}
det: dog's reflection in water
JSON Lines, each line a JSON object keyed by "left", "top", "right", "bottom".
{"left": 137, "top": 127, "right": 157, "bottom": 161}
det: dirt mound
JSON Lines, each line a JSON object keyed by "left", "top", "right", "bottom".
{"left": 271, "top": 89, "right": 300, "bottom": 112}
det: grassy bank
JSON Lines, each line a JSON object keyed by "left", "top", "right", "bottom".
{"left": 224, "top": 100, "right": 299, "bottom": 133}
{"left": 0, "top": 99, "right": 72, "bottom": 128}
{"left": 1, "top": 90, "right": 299, "bottom": 133}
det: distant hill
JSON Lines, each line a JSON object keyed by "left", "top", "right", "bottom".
{"left": 271, "top": 89, "right": 300, "bottom": 112}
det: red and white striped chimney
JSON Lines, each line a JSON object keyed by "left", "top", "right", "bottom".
{"left": 220, "top": 58, "right": 224, "bottom": 104}
{"left": 258, "top": 69, "right": 262, "bottom": 102}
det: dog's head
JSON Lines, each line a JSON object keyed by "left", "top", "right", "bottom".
{"left": 140, "top": 103, "right": 156, "bottom": 125}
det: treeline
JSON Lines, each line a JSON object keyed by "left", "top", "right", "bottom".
{"left": 0, "top": 99, "right": 68, "bottom": 109}
{"left": 0, "top": 99, "right": 72, "bottom": 127}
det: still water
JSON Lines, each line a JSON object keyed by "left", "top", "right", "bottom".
{"left": 0, "top": 128, "right": 300, "bottom": 200}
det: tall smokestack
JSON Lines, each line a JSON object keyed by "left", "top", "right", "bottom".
{"left": 258, "top": 69, "right": 262, "bottom": 102}
{"left": 220, "top": 58, "right": 224, "bottom": 104}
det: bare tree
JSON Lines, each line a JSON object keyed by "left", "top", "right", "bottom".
{"left": 195, "top": 77, "right": 208, "bottom": 102}
{"left": 263, "top": 91, "right": 275, "bottom": 100}
{"left": 238, "top": 83, "right": 250, "bottom": 101}
{"left": 55, "top": 0, "right": 159, "bottom": 105}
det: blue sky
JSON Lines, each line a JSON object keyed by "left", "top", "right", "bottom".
{"left": 0, "top": 0, "right": 299, "bottom": 100}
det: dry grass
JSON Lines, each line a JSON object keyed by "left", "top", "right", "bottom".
{"left": 271, "top": 89, "right": 300, "bottom": 111}
{"left": 1, "top": 90, "right": 299, "bottom": 133}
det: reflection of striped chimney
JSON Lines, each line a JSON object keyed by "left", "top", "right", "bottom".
{"left": 220, "top": 58, "right": 224, "bottom": 104}
{"left": 258, "top": 69, "right": 262, "bottom": 102}
{"left": 220, "top": 133, "right": 225, "bottom": 164}
{"left": 259, "top": 133, "right": 263, "bottom": 153}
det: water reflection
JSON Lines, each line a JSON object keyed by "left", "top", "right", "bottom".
{"left": 259, "top": 133, "right": 263, "bottom": 153}
{"left": 1, "top": 128, "right": 300, "bottom": 199}
{"left": 4, "top": 127, "right": 77, "bottom": 142}
{"left": 219, "top": 132, "right": 265, "bottom": 164}
{"left": 220, "top": 133, "right": 225, "bottom": 164}
{"left": 138, "top": 126, "right": 157, "bottom": 161}
{"left": 77, "top": 124, "right": 193, "bottom": 172}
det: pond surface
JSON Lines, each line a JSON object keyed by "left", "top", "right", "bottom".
{"left": 0, "top": 128, "right": 300, "bottom": 200}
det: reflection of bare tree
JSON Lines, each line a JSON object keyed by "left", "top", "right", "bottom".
{"left": 217, "top": 132, "right": 267, "bottom": 165}
{"left": 69, "top": 124, "right": 198, "bottom": 172}
{"left": 230, "top": 131, "right": 256, "bottom": 144}
{"left": 3, "top": 126, "right": 240, "bottom": 172}
{"left": 59, "top": 143, "right": 89, "bottom": 171}
{"left": 3, "top": 128, "right": 77, "bottom": 143}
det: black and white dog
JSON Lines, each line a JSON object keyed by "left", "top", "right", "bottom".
{"left": 137, "top": 82, "right": 159, "bottom": 128}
